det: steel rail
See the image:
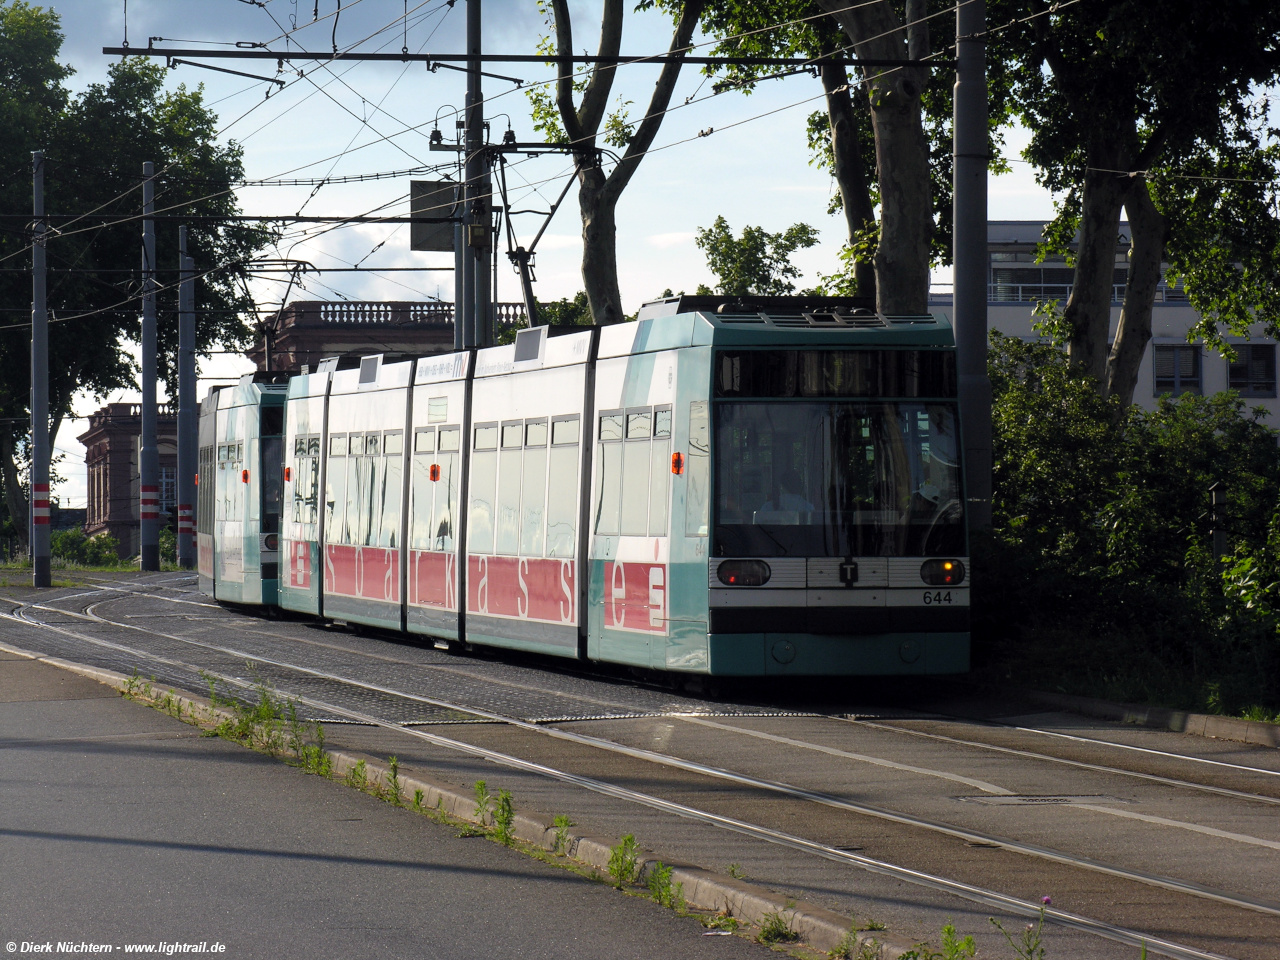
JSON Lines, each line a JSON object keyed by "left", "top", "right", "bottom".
{"left": 844, "top": 718, "right": 1280, "bottom": 807}
{"left": 6, "top": 590, "right": 1280, "bottom": 924}
{"left": 0, "top": 604, "right": 1242, "bottom": 960}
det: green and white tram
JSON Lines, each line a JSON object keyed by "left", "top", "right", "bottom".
{"left": 199, "top": 296, "right": 969, "bottom": 675}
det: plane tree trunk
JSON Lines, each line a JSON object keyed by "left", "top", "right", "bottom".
{"left": 815, "top": 0, "right": 932, "bottom": 314}
{"left": 819, "top": 60, "right": 876, "bottom": 301}
{"left": 1106, "top": 182, "right": 1169, "bottom": 407}
{"left": 552, "top": 0, "right": 705, "bottom": 324}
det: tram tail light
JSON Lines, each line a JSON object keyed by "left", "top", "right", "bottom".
{"left": 921, "top": 559, "right": 965, "bottom": 585}
{"left": 241, "top": 469, "right": 249, "bottom": 484}
{"left": 717, "top": 559, "right": 771, "bottom": 587}
{"left": 429, "top": 463, "right": 441, "bottom": 482}
{"left": 671, "top": 452, "right": 684, "bottom": 475}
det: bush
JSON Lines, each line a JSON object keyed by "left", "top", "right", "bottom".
{"left": 50, "top": 528, "right": 123, "bottom": 566}
{"left": 979, "top": 332, "right": 1280, "bottom": 715}
{"left": 159, "top": 525, "right": 177, "bottom": 564}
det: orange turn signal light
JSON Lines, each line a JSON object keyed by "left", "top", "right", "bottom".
{"left": 921, "top": 559, "right": 965, "bottom": 585}
{"left": 671, "top": 452, "right": 684, "bottom": 475}
{"left": 429, "top": 463, "right": 441, "bottom": 482}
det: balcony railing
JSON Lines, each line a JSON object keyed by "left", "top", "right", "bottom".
{"left": 987, "top": 282, "right": 1189, "bottom": 304}
{"left": 283, "top": 300, "right": 529, "bottom": 327}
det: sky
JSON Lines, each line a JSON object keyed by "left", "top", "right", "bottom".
{"left": 40, "top": 0, "right": 1058, "bottom": 513}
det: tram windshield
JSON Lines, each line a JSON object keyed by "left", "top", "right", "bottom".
{"left": 714, "top": 401, "right": 965, "bottom": 557}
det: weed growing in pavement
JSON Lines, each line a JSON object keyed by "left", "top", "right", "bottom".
{"left": 386, "top": 756, "right": 403, "bottom": 806}
{"left": 492, "top": 789, "right": 515, "bottom": 845}
{"left": 727, "top": 862, "right": 745, "bottom": 880}
{"left": 756, "top": 901, "right": 800, "bottom": 945}
{"left": 702, "top": 910, "right": 738, "bottom": 933}
{"left": 411, "top": 789, "right": 425, "bottom": 813}
{"left": 646, "top": 861, "right": 684, "bottom": 910}
{"left": 345, "top": 759, "right": 369, "bottom": 790}
{"left": 858, "top": 919, "right": 887, "bottom": 932}
{"left": 896, "top": 921, "right": 978, "bottom": 960}
{"left": 607, "top": 834, "right": 640, "bottom": 889}
{"left": 829, "top": 927, "right": 882, "bottom": 960}
{"left": 552, "top": 814, "right": 574, "bottom": 855}
{"left": 473, "top": 780, "right": 491, "bottom": 824}
{"left": 989, "top": 900, "right": 1048, "bottom": 960}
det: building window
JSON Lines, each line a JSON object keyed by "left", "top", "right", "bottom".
{"left": 1154, "top": 345, "right": 1201, "bottom": 396}
{"left": 159, "top": 466, "right": 177, "bottom": 513}
{"left": 1228, "top": 344, "right": 1277, "bottom": 397}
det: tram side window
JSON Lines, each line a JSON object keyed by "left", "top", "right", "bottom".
{"left": 436, "top": 426, "right": 460, "bottom": 550}
{"left": 495, "top": 422, "right": 523, "bottom": 555}
{"left": 325, "top": 434, "right": 347, "bottom": 544}
{"left": 378, "top": 431, "right": 403, "bottom": 548}
{"left": 410, "top": 428, "right": 435, "bottom": 549}
{"left": 686, "top": 401, "right": 710, "bottom": 536}
{"left": 469, "top": 423, "right": 498, "bottom": 554}
{"left": 520, "top": 420, "right": 549, "bottom": 557}
{"left": 198, "top": 445, "right": 214, "bottom": 533}
{"left": 594, "top": 413, "right": 624, "bottom": 536}
{"left": 649, "top": 406, "right": 672, "bottom": 536}
{"left": 621, "top": 409, "right": 652, "bottom": 536}
{"left": 291, "top": 436, "right": 320, "bottom": 531}
{"left": 546, "top": 417, "right": 580, "bottom": 557}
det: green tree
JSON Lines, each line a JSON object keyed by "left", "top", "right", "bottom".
{"left": 538, "top": 291, "right": 593, "bottom": 326}
{"left": 656, "top": 1, "right": 1011, "bottom": 311}
{"left": 0, "top": 4, "right": 271, "bottom": 541}
{"left": 985, "top": 331, "right": 1280, "bottom": 712}
{"left": 526, "top": 0, "right": 705, "bottom": 324}
{"left": 694, "top": 216, "right": 819, "bottom": 296}
{"left": 988, "top": 0, "right": 1280, "bottom": 406}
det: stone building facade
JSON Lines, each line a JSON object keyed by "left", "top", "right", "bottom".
{"left": 245, "top": 300, "right": 527, "bottom": 371}
{"left": 78, "top": 403, "right": 178, "bottom": 558}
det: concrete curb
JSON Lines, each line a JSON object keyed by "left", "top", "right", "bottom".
{"left": 1, "top": 640, "right": 918, "bottom": 959}
{"left": 1024, "top": 689, "right": 1280, "bottom": 749}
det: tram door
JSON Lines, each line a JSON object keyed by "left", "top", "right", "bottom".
{"left": 587, "top": 347, "right": 681, "bottom": 669}
{"left": 462, "top": 327, "right": 592, "bottom": 658}
{"left": 405, "top": 353, "right": 470, "bottom": 643}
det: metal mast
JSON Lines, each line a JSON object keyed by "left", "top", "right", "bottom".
{"left": 953, "top": 0, "right": 992, "bottom": 533}
{"left": 31, "top": 151, "right": 50, "bottom": 587}
{"left": 177, "top": 226, "right": 196, "bottom": 569}
{"left": 140, "top": 162, "right": 160, "bottom": 570}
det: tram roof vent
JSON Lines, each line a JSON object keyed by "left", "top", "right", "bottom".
{"left": 358, "top": 354, "right": 382, "bottom": 384}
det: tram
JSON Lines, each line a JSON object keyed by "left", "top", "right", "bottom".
{"left": 198, "top": 295, "right": 970, "bottom": 675}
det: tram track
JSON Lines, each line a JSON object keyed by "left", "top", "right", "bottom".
{"left": 41, "top": 576, "right": 1280, "bottom": 801}
{"left": 2, "top": 581, "right": 1279, "bottom": 959}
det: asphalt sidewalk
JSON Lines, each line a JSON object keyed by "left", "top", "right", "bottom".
{"left": 0, "top": 648, "right": 780, "bottom": 960}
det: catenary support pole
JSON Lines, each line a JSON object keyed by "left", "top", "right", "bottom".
{"left": 177, "top": 226, "right": 196, "bottom": 570}
{"left": 31, "top": 151, "right": 50, "bottom": 587}
{"left": 464, "top": 0, "right": 491, "bottom": 347}
{"left": 140, "top": 162, "right": 160, "bottom": 570}
{"left": 953, "top": 0, "right": 992, "bottom": 533}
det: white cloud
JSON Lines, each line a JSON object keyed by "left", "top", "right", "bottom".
{"left": 646, "top": 231, "right": 695, "bottom": 249}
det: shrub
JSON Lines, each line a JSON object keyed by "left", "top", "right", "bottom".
{"left": 980, "top": 331, "right": 1280, "bottom": 715}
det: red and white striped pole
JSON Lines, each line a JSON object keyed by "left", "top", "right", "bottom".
{"left": 31, "top": 483, "right": 50, "bottom": 528}
{"left": 140, "top": 485, "right": 160, "bottom": 524}
{"left": 176, "top": 502, "right": 194, "bottom": 558}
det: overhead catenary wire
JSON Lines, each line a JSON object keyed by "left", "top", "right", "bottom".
{"left": 4, "top": 0, "right": 1079, "bottom": 276}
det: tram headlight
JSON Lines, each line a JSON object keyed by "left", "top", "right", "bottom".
{"left": 920, "top": 559, "right": 965, "bottom": 585}
{"left": 717, "top": 559, "right": 771, "bottom": 587}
